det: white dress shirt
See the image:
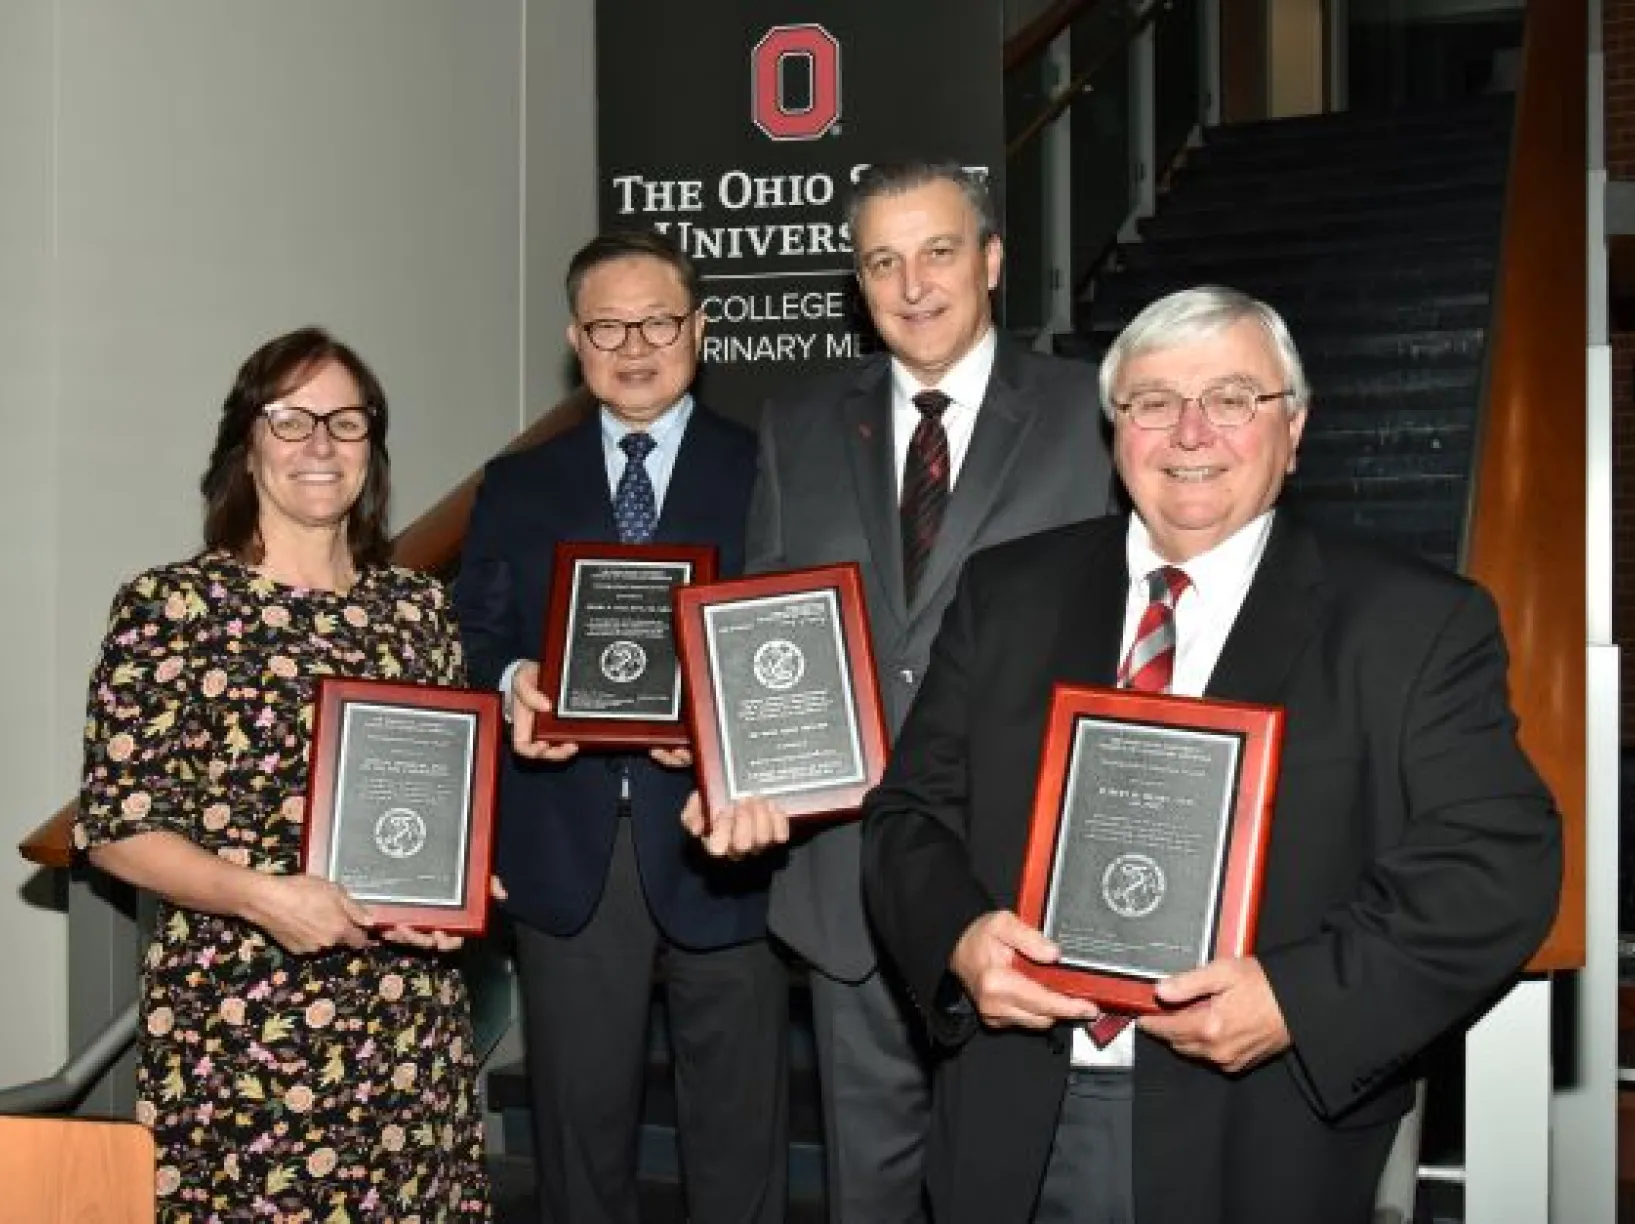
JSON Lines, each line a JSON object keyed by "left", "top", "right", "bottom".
{"left": 890, "top": 326, "right": 998, "bottom": 500}
{"left": 1071, "top": 509, "right": 1277, "bottom": 1068}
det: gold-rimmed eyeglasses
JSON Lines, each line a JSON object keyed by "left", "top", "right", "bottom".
{"left": 1112, "top": 384, "right": 1295, "bottom": 431}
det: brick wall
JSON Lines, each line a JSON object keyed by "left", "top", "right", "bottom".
{"left": 1608, "top": 0, "right": 1635, "bottom": 741}
{"left": 1609, "top": 0, "right": 1635, "bottom": 179}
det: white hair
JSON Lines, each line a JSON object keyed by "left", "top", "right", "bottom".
{"left": 1097, "top": 286, "right": 1311, "bottom": 420}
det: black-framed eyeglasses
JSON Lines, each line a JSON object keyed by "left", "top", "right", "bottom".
{"left": 260, "top": 405, "right": 375, "bottom": 443}
{"left": 578, "top": 311, "right": 694, "bottom": 352}
{"left": 1112, "top": 384, "right": 1295, "bottom": 431}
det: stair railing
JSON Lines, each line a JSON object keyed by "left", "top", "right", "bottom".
{"left": 15, "top": 389, "right": 595, "bottom": 875}
{"left": 1000, "top": 0, "right": 1209, "bottom": 340}
{"left": 1463, "top": 0, "right": 1586, "bottom": 977}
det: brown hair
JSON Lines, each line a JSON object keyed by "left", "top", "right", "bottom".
{"left": 200, "top": 327, "right": 392, "bottom": 567}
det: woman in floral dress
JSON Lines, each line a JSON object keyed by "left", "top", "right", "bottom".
{"left": 75, "top": 328, "right": 491, "bottom": 1222}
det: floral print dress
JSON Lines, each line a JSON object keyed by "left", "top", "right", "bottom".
{"left": 75, "top": 554, "right": 491, "bottom": 1223}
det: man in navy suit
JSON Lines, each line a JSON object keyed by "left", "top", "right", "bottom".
{"left": 456, "top": 231, "right": 786, "bottom": 1224}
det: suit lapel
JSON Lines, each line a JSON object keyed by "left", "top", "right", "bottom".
{"left": 1204, "top": 514, "right": 1327, "bottom": 705}
{"left": 840, "top": 363, "right": 907, "bottom": 631}
{"left": 1049, "top": 518, "right": 1129, "bottom": 689}
{"left": 909, "top": 339, "right": 1038, "bottom": 622}
{"left": 562, "top": 412, "right": 619, "bottom": 539}
{"left": 654, "top": 407, "right": 715, "bottom": 541}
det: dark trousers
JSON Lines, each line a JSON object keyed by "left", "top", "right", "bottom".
{"left": 514, "top": 821, "right": 789, "bottom": 1224}
{"left": 807, "top": 968, "right": 932, "bottom": 1224}
{"left": 1033, "top": 1069, "right": 1135, "bottom": 1224}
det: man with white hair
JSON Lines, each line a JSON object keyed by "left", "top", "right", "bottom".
{"left": 860, "top": 286, "right": 1562, "bottom": 1223}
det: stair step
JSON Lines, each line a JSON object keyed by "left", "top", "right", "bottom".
{"left": 1082, "top": 297, "right": 1491, "bottom": 339}
{"left": 486, "top": 978, "right": 827, "bottom": 1206}
{"left": 1092, "top": 257, "right": 1497, "bottom": 311}
{"left": 1186, "top": 123, "right": 1511, "bottom": 171}
{"left": 1201, "top": 99, "right": 1511, "bottom": 147}
{"left": 1157, "top": 160, "right": 1509, "bottom": 213}
{"left": 1141, "top": 194, "right": 1503, "bottom": 243}
{"left": 1131, "top": 214, "right": 1497, "bottom": 263}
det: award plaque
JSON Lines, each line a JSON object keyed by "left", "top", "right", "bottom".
{"left": 1014, "top": 685, "right": 1283, "bottom": 1014}
{"left": 674, "top": 563, "right": 887, "bottom": 821}
{"left": 535, "top": 542, "right": 717, "bottom": 748}
{"left": 302, "top": 678, "right": 501, "bottom": 936}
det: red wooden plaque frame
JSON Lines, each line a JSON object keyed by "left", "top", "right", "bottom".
{"left": 1014, "top": 684, "right": 1283, "bottom": 1014}
{"left": 303, "top": 677, "right": 501, "bottom": 936}
{"left": 534, "top": 542, "right": 717, "bottom": 749}
{"left": 674, "top": 563, "right": 888, "bottom": 822}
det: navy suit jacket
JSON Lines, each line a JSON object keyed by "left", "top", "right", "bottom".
{"left": 455, "top": 405, "right": 770, "bottom": 949}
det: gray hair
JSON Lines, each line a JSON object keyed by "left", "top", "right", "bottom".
{"left": 845, "top": 160, "right": 1000, "bottom": 256}
{"left": 1097, "top": 286, "right": 1310, "bottom": 420}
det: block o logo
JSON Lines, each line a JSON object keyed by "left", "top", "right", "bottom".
{"left": 752, "top": 24, "right": 841, "bottom": 141}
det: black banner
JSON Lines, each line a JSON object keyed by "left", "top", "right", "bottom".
{"left": 596, "top": 0, "right": 1006, "bottom": 424}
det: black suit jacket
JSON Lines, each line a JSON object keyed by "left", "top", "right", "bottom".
{"left": 749, "top": 336, "right": 1114, "bottom": 980}
{"left": 456, "top": 406, "right": 771, "bottom": 949}
{"left": 861, "top": 512, "right": 1562, "bottom": 1224}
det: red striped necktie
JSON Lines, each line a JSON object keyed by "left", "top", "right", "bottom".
{"left": 900, "top": 389, "right": 951, "bottom": 603}
{"left": 1086, "top": 563, "right": 1191, "bottom": 1048}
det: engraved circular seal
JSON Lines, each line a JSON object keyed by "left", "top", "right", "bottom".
{"left": 1101, "top": 853, "right": 1166, "bottom": 919}
{"left": 599, "top": 639, "right": 648, "bottom": 684}
{"left": 374, "top": 807, "right": 427, "bottom": 860}
{"left": 752, "top": 639, "right": 805, "bottom": 691}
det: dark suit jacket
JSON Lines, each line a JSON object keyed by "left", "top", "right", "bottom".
{"left": 749, "top": 336, "right": 1114, "bottom": 981}
{"left": 456, "top": 406, "right": 772, "bottom": 950}
{"left": 861, "top": 512, "right": 1562, "bottom": 1224}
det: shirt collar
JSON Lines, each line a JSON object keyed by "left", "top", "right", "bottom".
{"left": 599, "top": 394, "right": 693, "bottom": 450}
{"left": 890, "top": 325, "right": 998, "bottom": 412}
{"left": 1125, "top": 509, "right": 1277, "bottom": 600}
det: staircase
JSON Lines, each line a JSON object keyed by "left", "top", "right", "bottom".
{"left": 1065, "top": 97, "right": 1515, "bottom": 571}
{"left": 487, "top": 975, "right": 827, "bottom": 1222}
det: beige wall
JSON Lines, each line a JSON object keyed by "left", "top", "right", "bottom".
{"left": 0, "top": 0, "right": 68, "bottom": 1092}
{"left": 0, "top": 0, "right": 595, "bottom": 1091}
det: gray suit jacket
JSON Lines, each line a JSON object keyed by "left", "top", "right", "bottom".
{"left": 747, "top": 335, "right": 1114, "bottom": 980}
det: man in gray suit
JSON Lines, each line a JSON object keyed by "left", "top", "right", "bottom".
{"left": 683, "top": 160, "right": 1113, "bottom": 1221}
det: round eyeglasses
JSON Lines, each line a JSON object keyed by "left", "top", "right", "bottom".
{"left": 1112, "top": 385, "right": 1295, "bottom": 431}
{"left": 578, "top": 312, "right": 694, "bottom": 352}
{"left": 260, "top": 405, "right": 374, "bottom": 443}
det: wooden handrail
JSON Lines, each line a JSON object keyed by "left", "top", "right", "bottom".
{"left": 1466, "top": 0, "right": 1586, "bottom": 972}
{"left": 1006, "top": 1, "right": 1161, "bottom": 162}
{"left": 17, "top": 387, "right": 595, "bottom": 872}
{"left": 1003, "top": 0, "right": 1106, "bottom": 74}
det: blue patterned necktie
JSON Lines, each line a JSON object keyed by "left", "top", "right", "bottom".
{"left": 614, "top": 432, "right": 658, "bottom": 544}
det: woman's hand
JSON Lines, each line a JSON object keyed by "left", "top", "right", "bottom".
{"left": 379, "top": 925, "right": 464, "bottom": 953}
{"left": 242, "top": 873, "right": 373, "bottom": 955}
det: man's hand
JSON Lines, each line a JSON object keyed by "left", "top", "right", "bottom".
{"left": 1139, "top": 956, "right": 1291, "bottom": 1073}
{"left": 679, "top": 791, "right": 790, "bottom": 858}
{"left": 650, "top": 746, "right": 694, "bottom": 770}
{"left": 508, "top": 661, "right": 580, "bottom": 762}
{"left": 949, "top": 910, "right": 1102, "bottom": 1031}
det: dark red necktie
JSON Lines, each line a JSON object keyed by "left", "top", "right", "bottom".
{"left": 900, "top": 389, "right": 952, "bottom": 603}
{"left": 1087, "top": 564, "right": 1191, "bottom": 1048}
